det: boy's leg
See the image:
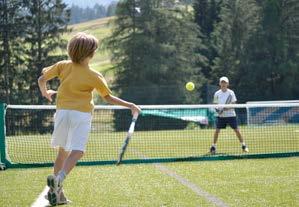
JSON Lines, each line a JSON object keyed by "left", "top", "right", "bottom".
{"left": 210, "top": 129, "right": 220, "bottom": 154}
{"left": 213, "top": 129, "right": 220, "bottom": 145}
{"left": 234, "top": 128, "right": 244, "bottom": 143}
{"left": 54, "top": 150, "right": 84, "bottom": 186}
{"left": 210, "top": 117, "right": 225, "bottom": 154}
{"left": 47, "top": 150, "right": 83, "bottom": 205}
{"left": 54, "top": 147, "right": 69, "bottom": 175}
{"left": 229, "top": 117, "right": 249, "bottom": 152}
{"left": 46, "top": 148, "right": 69, "bottom": 205}
{"left": 233, "top": 128, "right": 249, "bottom": 152}
{"left": 60, "top": 150, "right": 84, "bottom": 176}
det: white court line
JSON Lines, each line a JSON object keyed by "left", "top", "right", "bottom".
{"left": 31, "top": 186, "right": 49, "bottom": 207}
{"left": 154, "top": 163, "right": 229, "bottom": 207}
{"left": 133, "top": 150, "right": 229, "bottom": 207}
{"left": 32, "top": 160, "right": 229, "bottom": 207}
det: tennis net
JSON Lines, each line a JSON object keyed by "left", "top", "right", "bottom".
{"left": 1, "top": 103, "right": 298, "bottom": 168}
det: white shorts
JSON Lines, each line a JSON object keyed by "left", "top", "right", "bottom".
{"left": 51, "top": 109, "right": 92, "bottom": 152}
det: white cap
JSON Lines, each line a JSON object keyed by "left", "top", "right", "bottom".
{"left": 219, "top": 76, "right": 229, "bottom": 83}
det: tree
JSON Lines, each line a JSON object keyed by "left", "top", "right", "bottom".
{"left": 0, "top": 0, "right": 27, "bottom": 103}
{"left": 104, "top": 0, "right": 206, "bottom": 130}
{"left": 193, "top": 0, "right": 222, "bottom": 102}
{"left": 211, "top": 0, "right": 261, "bottom": 101}
{"left": 1, "top": 0, "right": 70, "bottom": 134}
{"left": 22, "top": 0, "right": 70, "bottom": 104}
{"left": 69, "top": 4, "right": 107, "bottom": 24}
{"left": 241, "top": 0, "right": 299, "bottom": 101}
{"left": 106, "top": 1, "right": 117, "bottom": 17}
{"left": 105, "top": 0, "right": 205, "bottom": 104}
{"left": 94, "top": 3, "right": 106, "bottom": 19}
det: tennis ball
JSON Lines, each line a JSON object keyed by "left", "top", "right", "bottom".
{"left": 186, "top": 82, "right": 195, "bottom": 91}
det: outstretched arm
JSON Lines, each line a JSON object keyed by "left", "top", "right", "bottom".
{"left": 103, "top": 94, "right": 141, "bottom": 115}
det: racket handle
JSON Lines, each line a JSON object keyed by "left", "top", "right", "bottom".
{"left": 132, "top": 112, "right": 139, "bottom": 120}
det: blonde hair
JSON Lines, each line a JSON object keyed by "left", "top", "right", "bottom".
{"left": 67, "top": 32, "right": 98, "bottom": 63}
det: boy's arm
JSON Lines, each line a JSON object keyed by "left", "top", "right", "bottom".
{"left": 38, "top": 75, "right": 57, "bottom": 102}
{"left": 38, "top": 62, "right": 62, "bottom": 102}
{"left": 103, "top": 94, "right": 141, "bottom": 115}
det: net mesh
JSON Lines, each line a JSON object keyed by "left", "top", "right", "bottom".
{"left": 3, "top": 103, "right": 299, "bottom": 166}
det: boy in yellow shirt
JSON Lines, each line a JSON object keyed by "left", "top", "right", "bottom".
{"left": 38, "top": 32, "right": 141, "bottom": 206}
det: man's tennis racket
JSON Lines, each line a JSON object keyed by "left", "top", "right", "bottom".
{"left": 216, "top": 94, "right": 232, "bottom": 115}
{"left": 116, "top": 112, "right": 139, "bottom": 165}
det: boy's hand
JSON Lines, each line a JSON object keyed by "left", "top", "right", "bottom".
{"left": 42, "top": 89, "right": 57, "bottom": 102}
{"left": 130, "top": 104, "right": 141, "bottom": 116}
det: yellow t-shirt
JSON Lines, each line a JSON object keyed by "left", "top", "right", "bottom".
{"left": 42, "top": 60, "right": 112, "bottom": 112}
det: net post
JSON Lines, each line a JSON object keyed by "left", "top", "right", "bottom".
{"left": 0, "top": 103, "right": 8, "bottom": 170}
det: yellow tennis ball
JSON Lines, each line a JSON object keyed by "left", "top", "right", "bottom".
{"left": 186, "top": 82, "right": 195, "bottom": 91}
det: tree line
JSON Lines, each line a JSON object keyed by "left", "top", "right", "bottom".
{"left": 69, "top": 2, "right": 117, "bottom": 24}
{"left": 0, "top": 0, "right": 69, "bottom": 105}
{"left": 104, "top": 0, "right": 299, "bottom": 104}
{"left": 0, "top": 0, "right": 298, "bottom": 106}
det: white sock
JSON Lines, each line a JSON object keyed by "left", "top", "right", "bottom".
{"left": 241, "top": 142, "right": 246, "bottom": 146}
{"left": 212, "top": 144, "right": 216, "bottom": 147}
{"left": 56, "top": 170, "right": 66, "bottom": 183}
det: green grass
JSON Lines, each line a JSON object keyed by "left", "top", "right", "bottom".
{"left": 0, "top": 157, "right": 297, "bottom": 206}
{"left": 5, "top": 125, "right": 299, "bottom": 164}
{"left": 3, "top": 121, "right": 298, "bottom": 206}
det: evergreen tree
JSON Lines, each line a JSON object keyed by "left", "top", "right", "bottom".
{"left": 0, "top": 0, "right": 27, "bottom": 103}
{"left": 242, "top": 0, "right": 299, "bottom": 101}
{"left": 193, "top": 0, "right": 222, "bottom": 102}
{"left": 1, "top": 0, "right": 70, "bottom": 134}
{"left": 104, "top": 0, "right": 206, "bottom": 130}
{"left": 106, "top": 1, "right": 117, "bottom": 17}
{"left": 94, "top": 3, "right": 106, "bottom": 18}
{"left": 22, "top": 0, "right": 70, "bottom": 104}
{"left": 104, "top": 0, "right": 205, "bottom": 104}
{"left": 69, "top": 4, "right": 107, "bottom": 24}
{"left": 211, "top": 0, "right": 260, "bottom": 101}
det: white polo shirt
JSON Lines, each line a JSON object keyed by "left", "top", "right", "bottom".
{"left": 213, "top": 89, "right": 237, "bottom": 117}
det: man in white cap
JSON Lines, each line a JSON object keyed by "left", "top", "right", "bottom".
{"left": 210, "top": 76, "right": 249, "bottom": 154}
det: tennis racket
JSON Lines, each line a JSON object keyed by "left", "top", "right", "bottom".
{"left": 116, "top": 112, "right": 139, "bottom": 165}
{"left": 217, "top": 94, "right": 232, "bottom": 115}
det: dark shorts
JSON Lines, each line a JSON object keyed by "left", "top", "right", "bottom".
{"left": 216, "top": 117, "right": 238, "bottom": 129}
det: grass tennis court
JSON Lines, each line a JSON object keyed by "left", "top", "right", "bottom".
{"left": 2, "top": 106, "right": 298, "bottom": 206}
{"left": 1, "top": 157, "right": 298, "bottom": 206}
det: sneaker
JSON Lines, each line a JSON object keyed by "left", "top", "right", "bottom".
{"left": 45, "top": 187, "right": 69, "bottom": 205}
{"left": 57, "top": 187, "right": 69, "bottom": 205}
{"left": 47, "top": 175, "right": 62, "bottom": 206}
{"left": 210, "top": 146, "right": 216, "bottom": 154}
{"left": 242, "top": 145, "right": 249, "bottom": 152}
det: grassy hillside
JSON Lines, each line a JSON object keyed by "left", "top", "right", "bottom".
{"left": 59, "top": 17, "right": 115, "bottom": 82}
